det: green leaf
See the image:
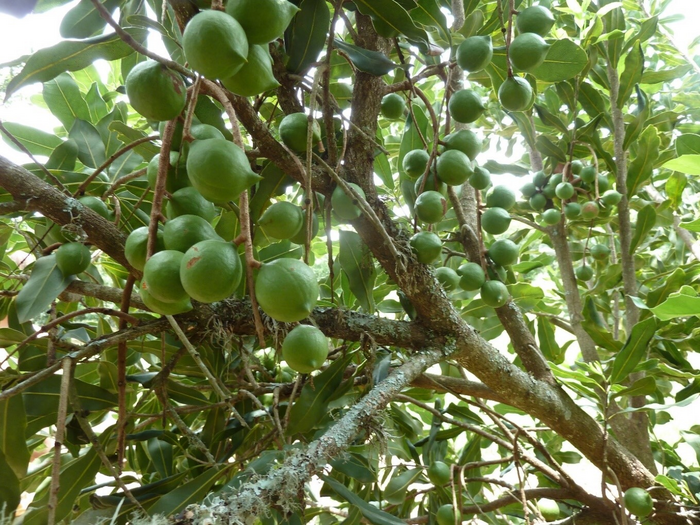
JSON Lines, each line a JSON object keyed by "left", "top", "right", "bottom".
{"left": 578, "top": 82, "right": 610, "bottom": 127}
{"left": 353, "top": 0, "right": 430, "bottom": 50}
{"left": 623, "top": 85, "right": 649, "bottom": 150}
{"left": 460, "top": 8, "right": 484, "bottom": 39}
{"left": 609, "top": 317, "right": 658, "bottom": 384}
{"left": 676, "top": 134, "right": 700, "bottom": 156}
{"left": 24, "top": 375, "right": 118, "bottom": 416}
{"left": 59, "top": 0, "right": 121, "bottom": 39}
{"left": 284, "top": 0, "right": 330, "bottom": 74}
{"left": 484, "top": 46, "right": 508, "bottom": 94}
{"left": 69, "top": 118, "right": 106, "bottom": 168}
{"left": 0, "top": 122, "right": 63, "bottom": 157}
{"left": 681, "top": 217, "right": 700, "bottom": 232}
{"left": 662, "top": 154, "right": 700, "bottom": 175}
{"left": 482, "top": 160, "right": 530, "bottom": 175}
{"left": 647, "top": 268, "right": 686, "bottom": 308}
{"left": 384, "top": 468, "right": 422, "bottom": 504}
{"left": 616, "top": 393, "right": 699, "bottom": 415}
{"left": 641, "top": 64, "right": 691, "bottom": 84}
{"left": 0, "top": 328, "right": 32, "bottom": 347}
{"left": 126, "top": 14, "right": 185, "bottom": 65}
{"left": 373, "top": 148, "right": 394, "bottom": 189}
{"left": 582, "top": 298, "right": 622, "bottom": 352}
{"left": 0, "top": 449, "right": 20, "bottom": 519}
{"left": 321, "top": 475, "right": 406, "bottom": 525}
{"left": 46, "top": 139, "right": 79, "bottom": 171}
{"left": 0, "top": 396, "right": 30, "bottom": 478}
{"left": 630, "top": 204, "right": 656, "bottom": 254}
{"left": 249, "top": 162, "right": 291, "bottom": 223}
{"left": 108, "top": 121, "right": 159, "bottom": 161}
{"left": 665, "top": 172, "right": 687, "bottom": 210}
{"left": 24, "top": 445, "right": 101, "bottom": 525}
{"left": 537, "top": 316, "right": 562, "bottom": 363}
{"left": 339, "top": 230, "right": 376, "bottom": 314}
{"left": 535, "top": 135, "right": 567, "bottom": 163}
{"left": 412, "top": 0, "right": 451, "bottom": 45}
{"left": 510, "top": 283, "right": 544, "bottom": 311}
{"left": 330, "top": 453, "right": 376, "bottom": 483}
{"left": 42, "top": 73, "right": 91, "bottom": 130}
{"left": 147, "top": 438, "right": 174, "bottom": 479}
{"left": 576, "top": 115, "right": 617, "bottom": 172}
{"left": 651, "top": 290, "right": 700, "bottom": 321}
{"left": 333, "top": 39, "right": 398, "bottom": 76}
{"left": 613, "top": 376, "right": 657, "bottom": 399}
{"left": 627, "top": 125, "right": 659, "bottom": 196}
{"left": 617, "top": 43, "right": 644, "bottom": 109}
{"left": 147, "top": 467, "right": 221, "bottom": 516}
{"left": 5, "top": 28, "right": 146, "bottom": 99}
{"left": 15, "top": 255, "right": 74, "bottom": 324}
{"left": 530, "top": 39, "right": 587, "bottom": 82}
{"left": 85, "top": 83, "right": 110, "bottom": 124}
{"left": 534, "top": 104, "right": 569, "bottom": 134}
{"left": 286, "top": 353, "right": 354, "bottom": 436}
{"left": 398, "top": 105, "right": 429, "bottom": 179}
{"left": 463, "top": 0, "right": 480, "bottom": 17}
{"left": 166, "top": 380, "right": 210, "bottom": 406}
{"left": 194, "top": 95, "right": 232, "bottom": 141}
{"left": 602, "top": 0, "right": 625, "bottom": 67}
{"left": 623, "top": 15, "right": 657, "bottom": 54}
{"left": 34, "top": 0, "right": 75, "bottom": 13}
{"left": 508, "top": 111, "right": 537, "bottom": 151}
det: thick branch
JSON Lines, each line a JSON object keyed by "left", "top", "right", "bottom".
{"left": 323, "top": 16, "right": 660, "bottom": 503}
{"left": 606, "top": 64, "right": 639, "bottom": 330}
{"left": 175, "top": 347, "right": 450, "bottom": 522}
{"left": 607, "top": 53, "right": 654, "bottom": 473}
{"left": 549, "top": 221, "right": 600, "bottom": 362}
{"left": 0, "top": 155, "right": 136, "bottom": 273}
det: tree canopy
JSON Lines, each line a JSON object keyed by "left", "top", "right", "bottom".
{"left": 1, "top": 0, "right": 700, "bottom": 524}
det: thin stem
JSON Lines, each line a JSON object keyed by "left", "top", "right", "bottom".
{"left": 102, "top": 168, "right": 146, "bottom": 199}
{"left": 47, "top": 357, "right": 72, "bottom": 525}
{"left": 147, "top": 120, "right": 176, "bottom": 259}
{"left": 90, "top": 0, "right": 192, "bottom": 78}
{"left": 117, "top": 276, "right": 135, "bottom": 470}
{"left": 605, "top": 62, "right": 639, "bottom": 330}
{"left": 166, "top": 315, "right": 248, "bottom": 429}
{"left": 74, "top": 135, "right": 158, "bottom": 196}
{"left": 67, "top": 369, "right": 145, "bottom": 512}
{"left": 0, "top": 121, "right": 68, "bottom": 193}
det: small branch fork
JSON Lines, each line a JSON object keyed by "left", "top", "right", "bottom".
{"left": 89, "top": 0, "right": 192, "bottom": 78}
{"left": 166, "top": 315, "right": 248, "bottom": 429}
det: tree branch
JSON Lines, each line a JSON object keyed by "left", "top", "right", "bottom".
{"left": 177, "top": 347, "right": 451, "bottom": 522}
{"left": 0, "top": 155, "right": 136, "bottom": 273}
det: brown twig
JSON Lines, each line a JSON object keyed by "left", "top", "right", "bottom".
{"left": 10, "top": 307, "right": 139, "bottom": 360}
{"left": 166, "top": 315, "right": 248, "bottom": 429}
{"left": 47, "top": 357, "right": 72, "bottom": 525}
{"left": 0, "top": 121, "right": 68, "bottom": 193}
{"left": 117, "top": 275, "right": 135, "bottom": 470}
{"left": 74, "top": 135, "right": 159, "bottom": 196}
{"left": 67, "top": 368, "right": 145, "bottom": 512}
{"left": 182, "top": 76, "right": 202, "bottom": 142}
{"left": 147, "top": 120, "right": 176, "bottom": 259}
{"left": 89, "top": 0, "right": 192, "bottom": 78}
